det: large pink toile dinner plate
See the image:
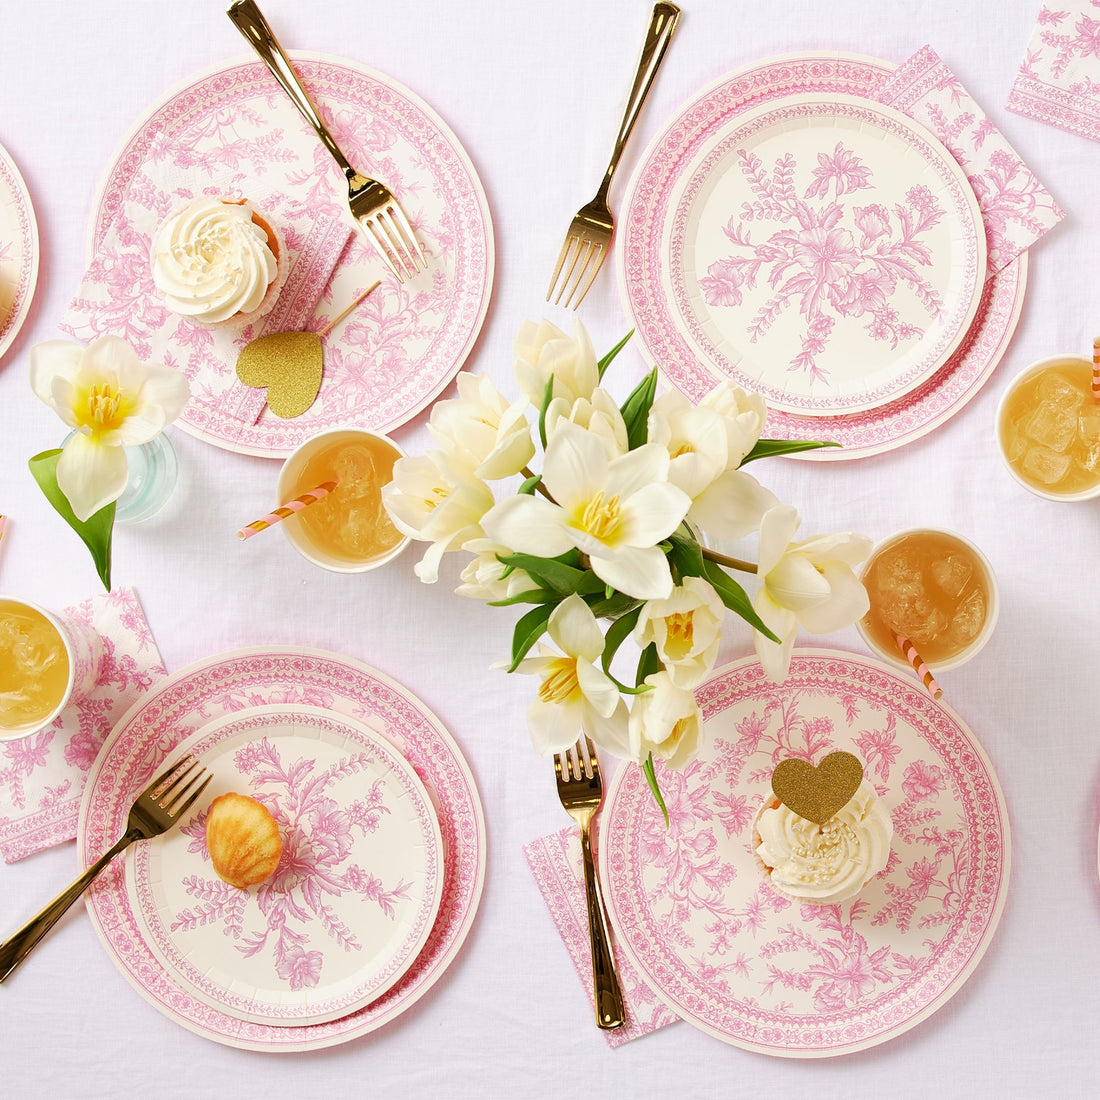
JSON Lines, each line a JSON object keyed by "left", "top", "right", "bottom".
{"left": 84, "top": 52, "right": 494, "bottom": 457}
{"left": 78, "top": 647, "right": 485, "bottom": 1051}
{"left": 617, "top": 52, "right": 1027, "bottom": 458}
{"left": 0, "top": 139, "right": 38, "bottom": 364}
{"left": 599, "top": 649, "right": 1010, "bottom": 1057}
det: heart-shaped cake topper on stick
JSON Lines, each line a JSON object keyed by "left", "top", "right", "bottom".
{"left": 235, "top": 280, "right": 381, "bottom": 419}
{"left": 770, "top": 751, "right": 864, "bottom": 825}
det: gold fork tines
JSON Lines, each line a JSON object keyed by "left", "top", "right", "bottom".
{"left": 554, "top": 734, "right": 625, "bottom": 1030}
{"left": 0, "top": 753, "right": 211, "bottom": 982}
{"left": 229, "top": 0, "right": 426, "bottom": 283}
{"left": 546, "top": 2, "right": 680, "bottom": 310}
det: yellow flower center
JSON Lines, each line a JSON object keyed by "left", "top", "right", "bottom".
{"left": 663, "top": 610, "right": 695, "bottom": 660}
{"left": 578, "top": 490, "right": 622, "bottom": 543}
{"left": 670, "top": 442, "right": 694, "bottom": 458}
{"left": 538, "top": 657, "right": 580, "bottom": 705}
{"left": 74, "top": 378, "right": 135, "bottom": 438}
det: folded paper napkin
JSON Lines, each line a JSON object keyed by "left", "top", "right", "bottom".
{"left": 0, "top": 587, "right": 167, "bottom": 863}
{"left": 873, "top": 44, "right": 1064, "bottom": 274}
{"left": 59, "top": 96, "right": 354, "bottom": 438}
{"left": 524, "top": 827, "right": 680, "bottom": 1047}
{"left": 1007, "top": 2, "right": 1100, "bottom": 142}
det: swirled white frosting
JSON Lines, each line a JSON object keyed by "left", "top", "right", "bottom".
{"left": 755, "top": 779, "right": 892, "bottom": 904}
{"left": 151, "top": 197, "right": 278, "bottom": 324}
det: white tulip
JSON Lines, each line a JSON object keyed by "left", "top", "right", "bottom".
{"left": 628, "top": 670, "right": 704, "bottom": 770}
{"left": 633, "top": 576, "right": 724, "bottom": 689}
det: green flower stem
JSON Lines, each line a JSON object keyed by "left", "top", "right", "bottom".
{"left": 700, "top": 546, "right": 758, "bottom": 574}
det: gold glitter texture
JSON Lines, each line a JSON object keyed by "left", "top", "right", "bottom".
{"left": 235, "top": 330, "right": 323, "bottom": 419}
{"left": 770, "top": 751, "right": 864, "bottom": 825}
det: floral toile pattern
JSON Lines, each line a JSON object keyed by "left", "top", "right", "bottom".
{"left": 0, "top": 587, "right": 166, "bottom": 863}
{"left": 1008, "top": 1, "right": 1100, "bottom": 142}
{"left": 128, "top": 707, "right": 443, "bottom": 1024}
{"left": 78, "top": 649, "right": 485, "bottom": 1050}
{"left": 0, "top": 142, "right": 37, "bottom": 360}
{"left": 698, "top": 142, "right": 947, "bottom": 386}
{"left": 62, "top": 56, "right": 492, "bottom": 458}
{"left": 598, "top": 652, "right": 1008, "bottom": 1055}
{"left": 875, "top": 45, "right": 1064, "bottom": 272}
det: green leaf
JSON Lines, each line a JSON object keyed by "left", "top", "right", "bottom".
{"left": 538, "top": 374, "right": 554, "bottom": 450}
{"left": 666, "top": 530, "right": 706, "bottom": 581}
{"left": 28, "top": 449, "right": 114, "bottom": 591}
{"left": 487, "top": 587, "right": 560, "bottom": 607}
{"left": 597, "top": 329, "right": 634, "bottom": 380}
{"left": 584, "top": 591, "right": 642, "bottom": 621}
{"left": 518, "top": 474, "right": 541, "bottom": 496}
{"left": 642, "top": 754, "right": 670, "bottom": 828}
{"left": 496, "top": 552, "right": 605, "bottom": 596}
{"left": 635, "top": 641, "right": 661, "bottom": 686}
{"left": 600, "top": 606, "right": 642, "bottom": 677}
{"left": 701, "top": 557, "right": 780, "bottom": 643}
{"left": 619, "top": 367, "right": 658, "bottom": 450}
{"left": 506, "top": 600, "right": 557, "bottom": 672}
{"left": 739, "top": 437, "right": 841, "bottom": 465}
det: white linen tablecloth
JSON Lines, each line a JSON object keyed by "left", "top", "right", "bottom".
{"left": 0, "top": 0, "right": 1095, "bottom": 1095}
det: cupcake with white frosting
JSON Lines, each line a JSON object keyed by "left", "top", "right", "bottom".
{"left": 151, "top": 196, "right": 287, "bottom": 327}
{"left": 753, "top": 777, "right": 893, "bottom": 905}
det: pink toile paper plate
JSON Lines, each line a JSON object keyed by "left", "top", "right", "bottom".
{"left": 617, "top": 51, "right": 1027, "bottom": 459}
{"left": 0, "top": 139, "right": 38, "bottom": 364}
{"left": 78, "top": 647, "right": 485, "bottom": 1051}
{"left": 126, "top": 705, "right": 445, "bottom": 1027}
{"left": 84, "top": 52, "right": 494, "bottom": 457}
{"left": 599, "top": 649, "right": 1010, "bottom": 1058}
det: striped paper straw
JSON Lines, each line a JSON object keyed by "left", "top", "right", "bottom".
{"left": 894, "top": 631, "right": 942, "bottom": 700}
{"left": 0, "top": 514, "right": 6, "bottom": 543}
{"left": 237, "top": 481, "right": 337, "bottom": 541}
{"left": 1093, "top": 337, "right": 1100, "bottom": 401}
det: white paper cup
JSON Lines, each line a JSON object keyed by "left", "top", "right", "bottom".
{"left": 995, "top": 355, "right": 1100, "bottom": 502}
{"left": 855, "top": 528, "right": 999, "bottom": 673}
{"left": 276, "top": 429, "right": 410, "bottom": 573}
{"left": 0, "top": 596, "right": 102, "bottom": 742}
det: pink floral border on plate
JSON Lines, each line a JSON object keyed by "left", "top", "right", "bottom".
{"left": 77, "top": 647, "right": 486, "bottom": 1051}
{"left": 0, "top": 139, "right": 39, "bottom": 363}
{"left": 616, "top": 51, "right": 1027, "bottom": 459}
{"left": 84, "top": 52, "right": 494, "bottom": 457}
{"left": 599, "top": 649, "right": 1010, "bottom": 1058}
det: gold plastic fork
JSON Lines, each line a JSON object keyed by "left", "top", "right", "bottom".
{"left": 228, "top": 0, "right": 426, "bottom": 283}
{"left": 0, "top": 754, "right": 211, "bottom": 983}
{"left": 546, "top": 2, "right": 680, "bottom": 310}
{"left": 555, "top": 734, "right": 625, "bottom": 1030}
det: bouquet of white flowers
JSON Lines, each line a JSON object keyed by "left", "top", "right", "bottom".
{"left": 382, "top": 319, "right": 871, "bottom": 814}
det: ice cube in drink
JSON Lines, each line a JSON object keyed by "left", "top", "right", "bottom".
{"left": 0, "top": 599, "right": 70, "bottom": 734}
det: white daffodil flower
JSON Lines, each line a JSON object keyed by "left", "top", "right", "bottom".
{"left": 752, "top": 504, "right": 873, "bottom": 680}
{"left": 513, "top": 318, "right": 599, "bottom": 410}
{"left": 455, "top": 538, "right": 541, "bottom": 602}
{"left": 628, "top": 670, "right": 704, "bottom": 770}
{"left": 427, "top": 372, "right": 535, "bottom": 481}
{"left": 513, "top": 594, "right": 629, "bottom": 756}
{"left": 29, "top": 335, "right": 190, "bottom": 521}
{"left": 481, "top": 421, "right": 691, "bottom": 601}
{"left": 544, "top": 385, "right": 629, "bottom": 461}
{"left": 698, "top": 380, "right": 768, "bottom": 469}
{"left": 381, "top": 451, "right": 495, "bottom": 583}
{"left": 633, "top": 576, "right": 725, "bottom": 689}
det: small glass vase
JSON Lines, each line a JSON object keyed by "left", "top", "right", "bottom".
{"left": 62, "top": 431, "right": 179, "bottom": 525}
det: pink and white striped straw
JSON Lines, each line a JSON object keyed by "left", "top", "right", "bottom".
{"left": 237, "top": 481, "right": 337, "bottom": 541}
{"left": 1092, "top": 337, "right": 1100, "bottom": 401}
{"left": 894, "top": 631, "right": 942, "bottom": 700}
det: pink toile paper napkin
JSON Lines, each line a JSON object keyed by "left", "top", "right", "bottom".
{"left": 59, "top": 95, "right": 354, "bottom": 439}
{"left": 872, "top": 44, "right": 1064, "bottom": 274}
{"left": 0, "top": 587, "right": 167, "bottom": 863}
{"left": 1007, "top": 2, "right": 1100, "bottom": 141}
{"left": 524, "top": 827, "right": 680, "bottom": 1046}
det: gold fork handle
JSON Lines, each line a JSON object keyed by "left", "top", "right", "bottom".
{"left": 597, "top": 2, "right": 681, "bottom": 200}
{"left": 578, "top": 821, "right": 625, "bottom": 1030}
{"left": 0, "top": 830, "right": 139, "bottom": 983}
{"left": 227, "top": 0, "right": 356, "bottom": 179}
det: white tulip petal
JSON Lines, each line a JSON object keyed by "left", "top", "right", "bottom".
{"left": 689, "top": 469, "right": 778, "bottom": 540}
{"left": 56, "top": 431, "right": 129, "bottom": 521}
{"left": 617, "top": 481, "right": 691, "bottom": 546}
{"left": 767, "top": 552, "right": 832, "bottom": 612}
{"left": 590, "top": 544, "right": 673, "bottom": 601}
{"left": 584, "top": 698, "right": 632, "bottom": 759}
{"left": 753, "top": 590, "right": 798, "bottom": 681}
{"left": 796, "top": 562, "right": 871, "bottom": 634}
{"left": 757, "top": 504, "right": 802, "bottom": 574}
{"left": 576, "top": 659, "right": 620, "bottom": 718}
{"left": 605, "top": 442, "right": 670, "bottom": 499}
{"left": 29, "top": 340, "right": 83, "bottom": 406}
{"left": 527, "top": 696, "right": 583, "bottom": 755}
{"left": 793, "top": 530, "right": 874, "bottom": 569}
{"left": 481, "top": 494, "right": 575, "bottom": 557}
{"left": 547, "top": 594, "right": 605, "bottom": 662}
{"left": 542, "top": 422, "right": 606, "bottom": 507}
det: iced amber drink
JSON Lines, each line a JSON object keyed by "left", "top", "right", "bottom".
{"left": 0, "top": 597, "right": 101, "bottom": 740}
{"left": 856, "top": 529, "right": 999, "bottom": 671}
{"left": 276, "top": 429, "right": 409, "bottom": 572}
{"left": 996, "top": 356, "right": 1100, "bottom": 500}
